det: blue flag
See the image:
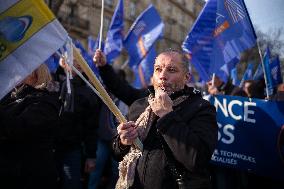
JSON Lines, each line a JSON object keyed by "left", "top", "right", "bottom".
{"left": 44, "top": 53, "right": 60, "bottom": 73}
{"left": 132, "top": 47, "right": 156, "bottom": 88}
{"left": 270, "top": 56, "right": 283, "bottom": 87}
{"left": 182, "top": 0, "right": 256, "bottom": 83}
{"left": 104, "top": 0, "right": 124, "bottom": 63}
{"left": 239, "top": 62, "right": 254, "bottom": 87}
{"left": 87, "top": 36, "right": 97, "bottom": 56}
{"left": 73, "top": 39, "right": 100, "bottom": 77}
{"left": 231, "top": 67, "right": 240, "bottom": 86}
{"left": 88, "top": 34, "right": 104, "bottom": 56}
{"left": 253, "top": 62, "right": 263, "bottom": 80}
{"left": 124, "top": 4, "right": 164, "bottom": 68}
{"left": 263, "top": 47, "right": 274, "bottom": 96}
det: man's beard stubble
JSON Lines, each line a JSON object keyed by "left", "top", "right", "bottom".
{"left": 154, "top": 82, "right": 184, "bottom": 95}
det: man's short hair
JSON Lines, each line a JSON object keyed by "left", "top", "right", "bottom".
{"left": 157, "top": 48, "right": 190, "bottom": 74}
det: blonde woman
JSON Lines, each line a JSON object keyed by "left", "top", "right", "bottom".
{"left": 0, "top": 64, "right": 60, "bottom": 189}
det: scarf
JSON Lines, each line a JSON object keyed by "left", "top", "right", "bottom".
{"left": 116, "top": 94, "right": 189, "bottom": 189}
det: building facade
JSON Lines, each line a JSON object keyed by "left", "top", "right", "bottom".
{"left": 46, "top": 0, "right": 204, "bottom": 78}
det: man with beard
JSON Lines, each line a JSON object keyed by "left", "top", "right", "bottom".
{"left": 94, "top": 49, "right": 218, "bottom": 189}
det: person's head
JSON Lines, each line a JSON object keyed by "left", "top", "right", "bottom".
{"left": 243, "top": 80, "right": 265, "bottom": 99}
{"left": 243, "top": 80, "right": 254, "bottom": 98}
{"left": 277, "top": 83, "right": 284, "bottom": 92}
{"left": 23, "top": 64, "right": 52, "bottom": 89}
{"left": 152, "top": 49, "right": 190, "bottom": 94}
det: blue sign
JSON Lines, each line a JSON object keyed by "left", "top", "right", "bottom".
{"left": 207, "top": 95, "right": 284, "bottom": 179}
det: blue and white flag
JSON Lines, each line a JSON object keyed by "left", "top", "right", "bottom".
{"left": 207, "top": 95, "right": 284, "bottom": 179}
{"left": 270, "top": 56, "right": 283, "bottom": 87}
{"left": 87, "top": 36, "right": 97, "bottom": 56}
{"left": 45, "top": 53, "right": 60, "bottom": 73}
{"left": 0, "top": 0, "right": 68, "bottom": 100}
{"left": 263, "top": 47, "right": 274, "bottom": 96}
{"left": 239, "top": 62, "right": 254, "bottom": 87}
{"left": 124, "top": 5, "right": 164, "bottom": 68}
{"left": 231, "top": 67, "right": 240, "bottom": 86}
{"left": 132, "top": 46, "right": 156, "bottom": 88}
{"left": 182, "top": 0, "right": 256, "bottom": 83}
{"left": 104, "top": 0, "right": 124, "bottom": 63}
{"left": 253, "top": 62, "right": 263, "bottom": 80}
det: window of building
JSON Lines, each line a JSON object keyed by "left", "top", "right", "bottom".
{"left": 130, "top": 2, "right": 136, "bottom": 18}
{"left": 104, "top": 17, "right": 111, "bottom": 32}
{"left": 105, "top": 0, "right": 113, "bottom": 8}
{"left": 165, "top": 2, "right": 172, "bottom": 16}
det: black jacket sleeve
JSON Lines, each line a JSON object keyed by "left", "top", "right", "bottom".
{"left": 156, "top": 97, "right": 218, "bottom": 172}
{"left": 99, "top": 64, "right": 148, "bottom": 106}
{"left": 112, "top": 135, "right": 131, "bottom": 161}
{"left": 0, "top": 94, "right": 60, "bottom": 140}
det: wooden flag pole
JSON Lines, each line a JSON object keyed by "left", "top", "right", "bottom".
{"left": 73, "top": 44, "right": 143, "bottom": 151}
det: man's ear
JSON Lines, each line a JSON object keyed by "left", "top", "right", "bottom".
{"left": 185, "top": 73, "right": 190, "bottom": 82}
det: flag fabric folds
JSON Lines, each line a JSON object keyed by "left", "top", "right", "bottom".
{"left": 124, "top": 4, "right": 164, "bottom": 68}
{"left": 0, "top": 0, "right": 68, "bottom": 100}
{"left": 104, "top": 0, "right": 124, "bottom": 63}
{"left": 132, "top": 47, "right": 156, "bottom": 88}
{"left": 263, "top": 47, "right": 274, "bottom": 96}
{"left": 270, "top": 56, "right": 283, "bottom": 87}
{"left": 182, "top": 0, "right": 256, "bottom": 83}
{"left": 87, "top": 35, "right": 97, "bottom": 56}
{"left": 231, "top": 67, "right": 240, "bottom": 86}
{"left": 253, "top": 62, "right": 263, "bottom": 80}
{"left": 239, "top": 62, "right": 253, "bottom": 87}
{"left": 45, "top": 53, "right": 60, "bottom": 73}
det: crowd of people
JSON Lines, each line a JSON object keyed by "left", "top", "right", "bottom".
{"left": 0, "top": 48, "right": 283, "bottom": 189}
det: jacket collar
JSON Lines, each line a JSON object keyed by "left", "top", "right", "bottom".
{"left": 147, "top": 85, "right": 201, "bottom": 100}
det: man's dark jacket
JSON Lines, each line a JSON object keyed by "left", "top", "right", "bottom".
{"left": 112, "top": 87, "right": 218, "bottom": 189}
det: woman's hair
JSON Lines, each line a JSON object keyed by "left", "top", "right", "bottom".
{"left": 29, "top": 64, "right": 52, "bottom": 89}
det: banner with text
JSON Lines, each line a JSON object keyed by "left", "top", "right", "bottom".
{"left": 207, "top": 95, "right": 284, "bottom": 179}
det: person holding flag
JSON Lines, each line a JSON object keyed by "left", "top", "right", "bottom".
{"left": 94, "top": 49, "right": 218, "bottom": 189}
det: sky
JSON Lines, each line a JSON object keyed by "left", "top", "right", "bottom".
{"left": 204, "top": 0, "right": 284, "bottom": 57}
{"left": 244, "top": 0, "right": 284, "bottom": 39}
{"left": 244, "top": 0, "right": 284, "bottom": 58}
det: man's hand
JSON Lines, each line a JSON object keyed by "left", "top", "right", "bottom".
{"left": 149, "top": 89, "right": 173, "bottom": 117}
{"left": 117, "top": 121, "right": 138, "bottom": 146}
{"left": 93, "top": 49, "right": 107, "bottom": 67}
{"left": 84, "top": 158, "right": 96, "bottom": 173}
{"left": 207, "top": 85, "right": 220, "bottom": 95}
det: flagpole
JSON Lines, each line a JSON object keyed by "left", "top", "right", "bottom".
{"left": 99, "top": 0, "right": 104, "bottom": 50}
{"left": 242, "top": 0, "right": 268, "bottom": 98}
{"left": 212, "top": 73, "right": 216, "bottom": 87}
{"left": 72, "top": 44, "right": 143, "bottom": 151}
{"left": 256, "top": 41, "right": 269, "bottom": 99}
